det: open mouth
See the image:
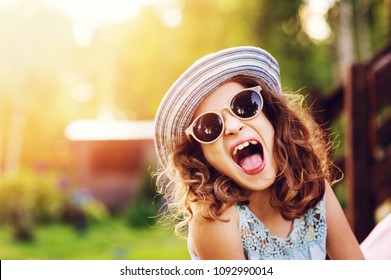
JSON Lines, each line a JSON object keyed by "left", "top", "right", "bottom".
{"left": 231, "top": 140, "right": 265, "bottom": 174}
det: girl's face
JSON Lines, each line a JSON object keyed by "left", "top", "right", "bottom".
{"left": 193, "top": 81, "right": 277, "bottom": 192}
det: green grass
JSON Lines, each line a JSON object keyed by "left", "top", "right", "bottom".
{"left": 0, "top": 218, "right": 189, "bottom": 260}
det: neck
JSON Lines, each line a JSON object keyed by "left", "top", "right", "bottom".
{"left": 247, "top": 187, "right": 281, "bottom": 221}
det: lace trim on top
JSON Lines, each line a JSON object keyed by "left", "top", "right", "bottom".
{"left": 237, "top": 197, "right": 326, "bottom": 260}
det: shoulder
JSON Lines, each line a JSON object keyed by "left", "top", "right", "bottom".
{"left": 324, "top": 181, "right": 346, "bottom": 227}
{"left": 324, "top": 181, "right": 345, "bottom": 220}
{"left": 324, "top": 181, "right": 365, "bottom": 259}
{"left": 188, "top": 201, "right": 245, "bottom": 259}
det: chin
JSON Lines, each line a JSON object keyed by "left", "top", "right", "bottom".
{"left": 236, "top": 172, "right": 276, "bottom": 192}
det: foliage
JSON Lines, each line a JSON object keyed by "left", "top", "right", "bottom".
{"left": 124, "top": 198, "right": 158, "bottom": 228}
{"left": 65, "top": 187, "right": 110, "bottom": 223}
{"left": 0, "top": 169, "right": 63, "bottom": 240}
{"left": 124, "top": 169, "right": 160, "bottom": 228}
{"left": 0, "top": 169, "right": 109, "bottom": 241}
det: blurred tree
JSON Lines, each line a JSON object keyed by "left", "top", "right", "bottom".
{"left": 250, "top": 0, "right": 335, "bottom": 91}
{"left": 0, "top": 1, "right": 75, "bottom": 172}
{"left": 0, "top": 1, "right": 95, "bottom": 171}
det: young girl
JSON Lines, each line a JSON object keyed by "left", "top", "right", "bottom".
{"left": 154, "top": 46, "right": 364, "bottom": 260}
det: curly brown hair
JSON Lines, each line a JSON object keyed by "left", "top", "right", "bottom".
{"left": 155, "top": 76, "right": 340, "bottom": 237}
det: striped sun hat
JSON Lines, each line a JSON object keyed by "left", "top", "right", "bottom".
{"left": 154, "top": 46, "right": 281, "bottom": 166}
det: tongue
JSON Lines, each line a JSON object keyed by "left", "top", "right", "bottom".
{"left": 238, "top": 153, "right": 263, "bottom": 172}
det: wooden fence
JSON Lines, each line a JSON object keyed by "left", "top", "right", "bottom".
{"left": 309, "top": 42, "right": 391, "bottom": 243}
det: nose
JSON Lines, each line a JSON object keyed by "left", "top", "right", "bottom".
{"left": 222, "top": 110, "right": 244, "bottom": 136}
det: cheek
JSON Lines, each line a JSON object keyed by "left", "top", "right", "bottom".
{"left": 201, "top": 144, "right": 229, "bottom": 172}
{"left": 252, "top": 115, "right": 275, "bottom": 144}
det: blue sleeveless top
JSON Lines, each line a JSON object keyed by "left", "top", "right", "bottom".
{"left": 188, "top": 196, "right": 327, "bottom": 260}
{"left": 237, "top": 197, "right": 327, "bottom": 260}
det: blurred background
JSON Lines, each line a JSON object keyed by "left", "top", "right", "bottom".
{"left": 0, "top": 0, "right": 389, "bottom": 259}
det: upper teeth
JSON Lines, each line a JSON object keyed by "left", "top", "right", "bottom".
{"left": 232, "top": 140, "right": 258, "bottom": 156}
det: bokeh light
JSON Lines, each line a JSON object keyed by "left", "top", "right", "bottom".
{"left": 300, "top": 0, "right": 335, "bottom": 43}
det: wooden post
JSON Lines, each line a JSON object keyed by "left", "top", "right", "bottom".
{"left": 388, "top": 0, "right": 391, "bottom": 39}
{"left": 344, "top": 64, "right": 375, "bottom": 243}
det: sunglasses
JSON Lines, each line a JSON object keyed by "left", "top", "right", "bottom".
{"left": 185, "top": 85, "right": 264, "bottom": 144}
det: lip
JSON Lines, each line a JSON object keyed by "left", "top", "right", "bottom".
{"left": 230, "top": 137, "right": 266, "bottom": 175}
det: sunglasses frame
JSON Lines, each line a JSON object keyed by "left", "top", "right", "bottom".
{"left": 185, "top": 85, "right": 263, "bottom": 144}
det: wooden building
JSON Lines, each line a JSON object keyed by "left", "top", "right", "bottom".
{"left": 65, "top": 119, "right": 156, "bottom": 211}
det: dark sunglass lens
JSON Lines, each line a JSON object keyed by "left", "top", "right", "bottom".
{"left": 231, "top": 90, "right": 262, "bottom": 118}
{"left": 193, "top": 113, "right": 223, "bottom": 142}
